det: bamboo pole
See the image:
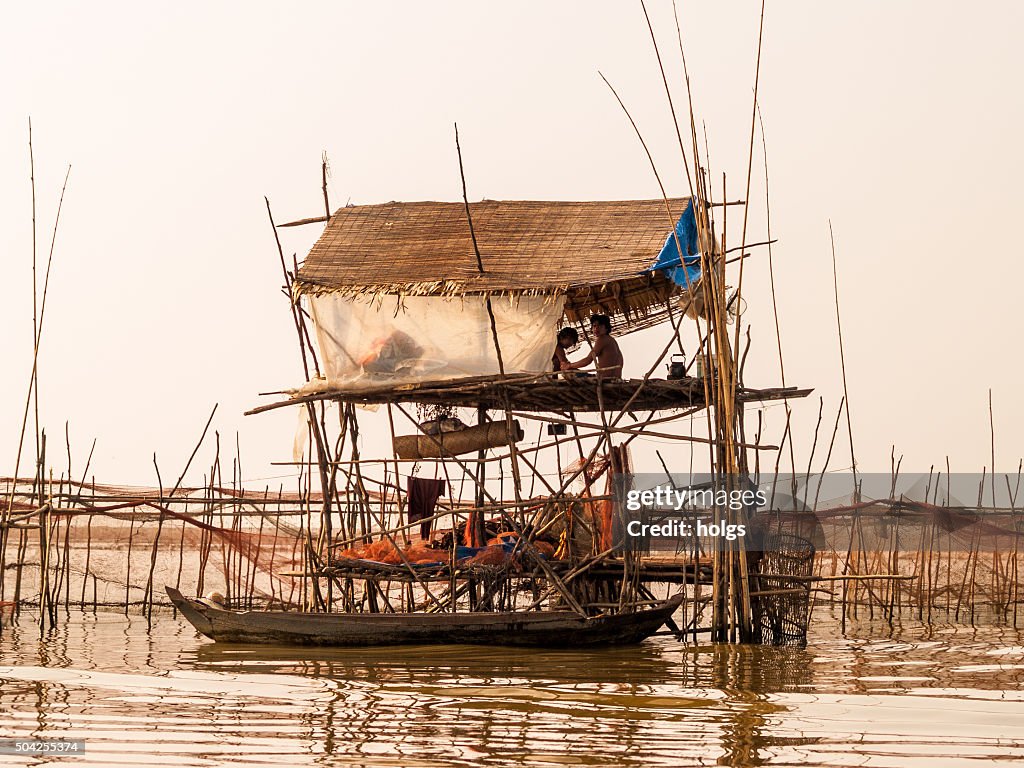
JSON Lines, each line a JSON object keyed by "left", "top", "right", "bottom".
{"left": 2, "top": 138, "right": 71, "bottom": 603}
{"left": 830, "top": 222, "right": 858, "bottom": 495}
{"left": 321, "top": 154, "right": 331, "bottom": 220}
{"left": 391, "top": 404, "right": 587, "bottom": 614}
{"left": 510, "top": 412, "right": 777, "bottom": 450}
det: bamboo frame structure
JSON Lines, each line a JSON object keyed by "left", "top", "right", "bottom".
{"left": 4, "top": 9, "right": 1022, "bottom": 650}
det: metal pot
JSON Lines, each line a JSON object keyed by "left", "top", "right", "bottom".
{"left": 667, "top": 353, "right": 686, "bottom": 380}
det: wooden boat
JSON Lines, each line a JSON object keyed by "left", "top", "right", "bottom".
{"left": 166, "top": 586, "right": 683, "bottom": 648}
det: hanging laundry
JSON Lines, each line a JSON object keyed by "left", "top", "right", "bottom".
{"left": 407, "top": 477, "right": 447, "bottom": 541}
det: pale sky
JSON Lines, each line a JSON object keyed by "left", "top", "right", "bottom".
{"left": 2, "top": 2, "right": 1022, "bottom": 488}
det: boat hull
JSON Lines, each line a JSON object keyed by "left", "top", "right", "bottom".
{"left": 165, "top": 587, "right": 682, "bottom": 648}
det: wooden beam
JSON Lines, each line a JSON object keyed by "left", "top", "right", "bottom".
{"left": 510, "top": 411, "right": 779, "bottom": 450}
{"left": 277, "top": 215, "right": 329, "bottom": 228}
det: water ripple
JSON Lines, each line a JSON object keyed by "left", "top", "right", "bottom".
{"left": 0, "top": 611, "right": 1023, "bottom": 766}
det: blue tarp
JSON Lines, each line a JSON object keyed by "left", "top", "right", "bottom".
{"left": 650, "top": 199, "right": 701, "bottom": 288}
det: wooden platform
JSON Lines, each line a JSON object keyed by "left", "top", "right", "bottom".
{"left": 249, "top": 375, "right": 811, "bottom": 415}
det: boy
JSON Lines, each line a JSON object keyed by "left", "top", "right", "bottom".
{"left": 552, "top": 327, "right": 579, "bottom": 372}
{"left": 564, "top": 314, "right": 623, "bottom": 379}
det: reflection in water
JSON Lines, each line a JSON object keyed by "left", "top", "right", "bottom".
{"left": 0, "top": 607, "right": 1023, "bottom": 766}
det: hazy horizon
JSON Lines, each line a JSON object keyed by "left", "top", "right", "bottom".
{"left": 2, "top": 1, "right": 1022, "bottom": 488}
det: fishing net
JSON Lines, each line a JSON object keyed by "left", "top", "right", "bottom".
{"left": 0, "top": 480, "right": 312, "bottom": 612}
{"left": 7, "top": 469, "right": 1024, "bottom": 636}
{"left": 752, "top": 531, "right": 815, "bottom": 647}
{"left": 804, "top": 499, "right": 1024, "bottom": 621}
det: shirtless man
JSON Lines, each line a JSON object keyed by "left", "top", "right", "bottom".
{"left": 564, "top": 314, "right": 623, "bottom": 379}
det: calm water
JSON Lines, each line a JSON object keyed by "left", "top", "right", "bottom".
{"left": 1, "top": 607, "right": 1023, "bottom": 767}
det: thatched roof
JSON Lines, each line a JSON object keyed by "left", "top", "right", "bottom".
{"left": 295, "top": 198, "right": 692, "bottom": 331}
